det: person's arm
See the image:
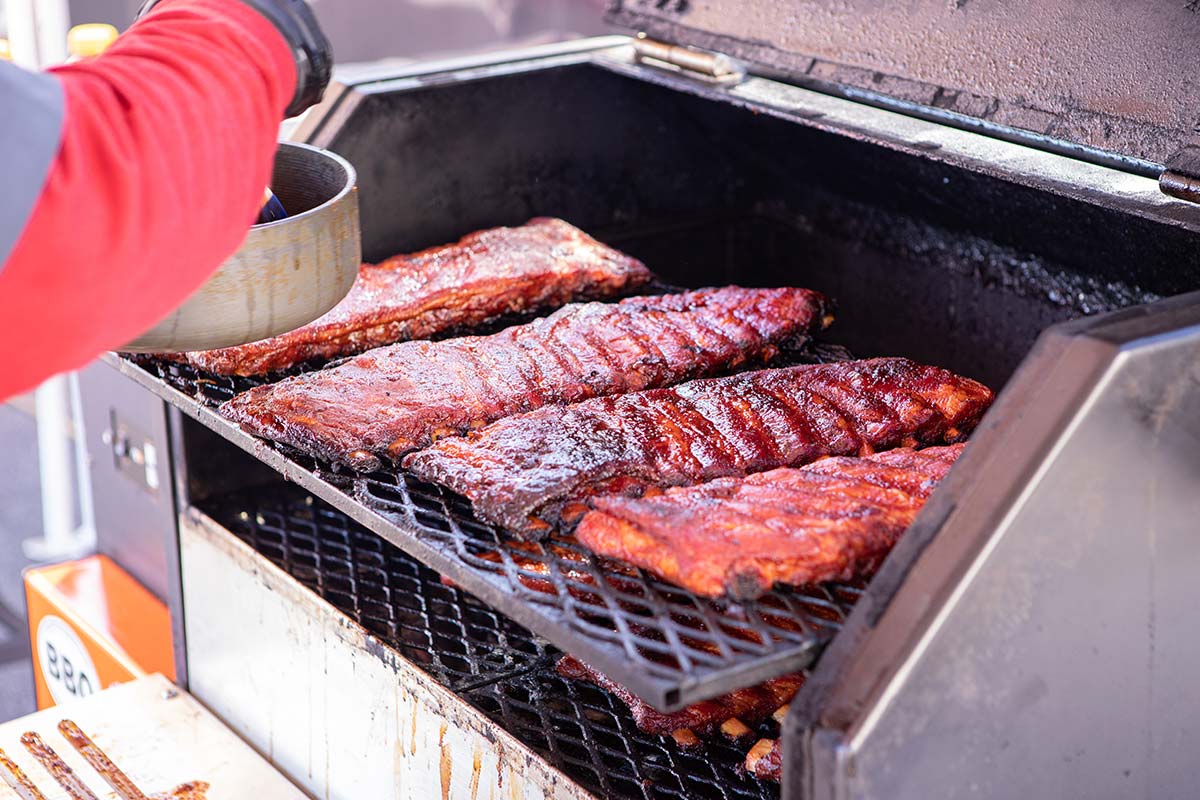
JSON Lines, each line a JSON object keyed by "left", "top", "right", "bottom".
{"left": 0, "top": 0, "right": 298, "bottom": 399}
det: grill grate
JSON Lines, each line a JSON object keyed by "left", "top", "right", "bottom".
{"left": 466, "top": 672, "right": 781, "bottom": 800}
{"left": 227, "top": 495, "right": 551, "bottom": 690}
{"left": 358, "top": 471, "right": 861, "bottom": 681}
{"left": 212, "top": 487, "right": 780, "bottom": 800}
{"left": 127, "top": 348, "right": 862, "bottom": 710}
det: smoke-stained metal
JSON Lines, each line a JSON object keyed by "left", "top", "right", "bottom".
{"left": 607, "top": 0, "right": 1200, "bottom": 169}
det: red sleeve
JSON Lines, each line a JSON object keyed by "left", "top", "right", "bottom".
{"left": 0, "top": 0, "right": 296, "bottom": 400}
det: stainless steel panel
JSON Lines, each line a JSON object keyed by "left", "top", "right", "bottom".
{"left": 78, "top": 360, "right": 189, "bottom": 686}
{"left": 78, "top": 360, "right": 176, "bottom": 603}
{"left": 179, "top": 505, "right": 593, "bottom": 800}
{"left": 788, "top": 292, "right": 1200, "bottom": 799}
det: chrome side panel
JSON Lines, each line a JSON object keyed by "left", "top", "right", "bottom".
{"left": 789, "top": 293, "right": 1200, "bottom": 800}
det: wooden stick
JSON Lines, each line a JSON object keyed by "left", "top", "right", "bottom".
{"left": 58, "top": 720, "right": 149, "bottom": 800}
{"left": 0, "top": 747, "right": 48, "bottom": 800}
{"left": 20, "top": 733, "right": 99, "bottom": 800}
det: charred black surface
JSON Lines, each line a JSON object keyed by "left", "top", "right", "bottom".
{"left": 323, "top": 63, "right": 1182, "bottom": 390}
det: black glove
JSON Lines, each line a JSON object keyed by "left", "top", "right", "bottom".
{"left": 137, "top": 0, "right": 332, "bottom": 118}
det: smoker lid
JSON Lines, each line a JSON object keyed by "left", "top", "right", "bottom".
{"left": 608, "top": 0, "right": 1200, "bottom": 168}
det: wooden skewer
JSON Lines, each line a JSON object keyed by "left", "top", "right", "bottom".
{"left": 0, "top": 747, "right": 48, "bottom": 800}
{"left": 58, "top": 720, "right": 149, "bottom": 800}
{"left": 19, "top": 733, "right": 99, "bottom": 800}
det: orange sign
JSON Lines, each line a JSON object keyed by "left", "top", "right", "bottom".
{"left": 25, "top": 555, "right": 175, "bottom": 710}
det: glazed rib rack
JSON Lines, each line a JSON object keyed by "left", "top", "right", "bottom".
{"left": 123, "top": 346, "right": 867, "bottom": 711}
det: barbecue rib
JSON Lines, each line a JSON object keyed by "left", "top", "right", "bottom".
{"left": 576, "top": 444, "right": 964, "bottom": 599}
{"left": 221, "top": 286, "right": 833, "bottom": 470}
{"left": 404, "top": 359, "right": 991, "bottom": 537}
{"left": 556, "top": 656, "right": 803, "bottom": 738}
{"left": 745, "top": 738, "right": 783, "bottom": 782}
{"left": 180, "top": 218, "right": 652, "bottom": 376}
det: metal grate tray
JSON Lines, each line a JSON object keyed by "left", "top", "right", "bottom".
{"left": 115, "top": 349, "right": 862, "bottom": 711}
{"left": 212, "top": 486, "right": 782, "bottom": 800}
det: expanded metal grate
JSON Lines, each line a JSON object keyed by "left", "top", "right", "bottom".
{"left": 126, "top": 348, "right": 862, "bottom": 710}
{"left": 212, "top": 487, "right": 781, "bottom": 800}
{"left": 357, "top": 471, "right": 862, "bottom": 696}
{"left": 466, "top": 670, "right": 782, "bottom": 800}
{"left": 223, "top": 492, "right": 551, "bottom": 691}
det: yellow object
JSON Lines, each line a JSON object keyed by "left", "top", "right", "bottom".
{"left": 0, "top": 39, "right": 11, "bottom": 61}
{"left": 25, "top": 555, "right": 176, "bottom": 710}
{"left": 67, "top": 23, "right": 119, "bottom": 59}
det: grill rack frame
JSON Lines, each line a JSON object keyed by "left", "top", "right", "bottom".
{"left": 110, "top": 350, "right": 863, "bottom": 711}
{"left": 211, "top": 484, "right": 783, "bottom": 800}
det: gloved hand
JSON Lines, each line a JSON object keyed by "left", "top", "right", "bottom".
{"left": 136, "top": 0, "right": 332, "bottom": 118}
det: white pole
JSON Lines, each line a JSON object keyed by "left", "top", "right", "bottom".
{"left": 5, "top": 0, "right": 41, "bottom": 67}
{"left": 34, "top": 0, "right": 70, "bottom": 66}
{"left": 6, "top": 0, "right": 72, "bottom": 68}
{"left": 27, "top": 377, "right": 83, "bottom": 561}
{"left": 68, "top": 372, "right": 97, "bottom": 551}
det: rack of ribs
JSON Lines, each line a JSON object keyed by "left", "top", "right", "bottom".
{"left": 576, "top": 444, "right": 964, "bottom": 600}
{"left": 404, "top": 359, "right": 991, "bottom": 538}
{"left": 220, "top": 286, "right": 833, "bottom": 471}
{"left": 177, "top": 218, "right": 652, "bottom": 376}
{"left": 556, "top": 655, "right": 803, "bottom": 740}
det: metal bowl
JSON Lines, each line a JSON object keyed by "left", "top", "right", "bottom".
{"left": 122, "top": 142, "right": 361, "bottom": 353}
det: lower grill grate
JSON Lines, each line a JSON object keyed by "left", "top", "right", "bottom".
{"left": 467, "top": 671, "right": 780, "bottom": 800}
{"left": 212, "top": 487, "right": 780, "bottom": 800}
{"left": 228, "top": 495, "right": 551, "bottom": 691}
{"left": 126, "top": 349, "right": 861, "bottom": 710}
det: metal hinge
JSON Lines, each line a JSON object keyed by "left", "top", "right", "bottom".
{"left": 1159, "top": 145, "right": 1200, "bottom": 204}
{"left": 632, "top": 34, "right": 745, "bottom": 83}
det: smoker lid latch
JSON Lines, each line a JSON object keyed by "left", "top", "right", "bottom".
{"left": 632, "top": 34, "right": 746, "bottom": 83}
{"left": 1159, "top": 145, "right": 1200, "bottom": 204}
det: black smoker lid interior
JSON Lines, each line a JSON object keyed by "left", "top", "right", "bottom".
{"left": 608, "top": 0, "right": 1200, "bottom": 170}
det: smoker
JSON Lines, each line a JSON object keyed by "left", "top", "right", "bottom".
{"left": 78, "top": 2, "right": 1200, "bottom": 798}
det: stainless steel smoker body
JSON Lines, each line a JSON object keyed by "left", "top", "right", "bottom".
{"left": 81, "top": 3, "right": 1200, "bottom": 798}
